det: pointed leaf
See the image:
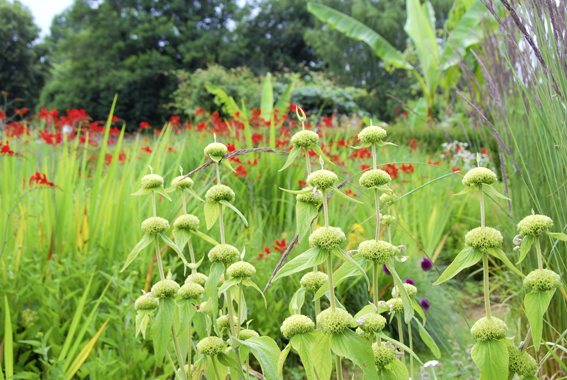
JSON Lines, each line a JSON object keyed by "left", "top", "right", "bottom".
{"left": 151, "top": 298, "right": 176, "bottom": 365}
{"left": 330, "top": 330, "right": 379, "bottom": 380}
{"left": 275, "top": 80, "right": 296, "bottom": 114}
{"left": 217, "top": 352, "right": 245, "bottom": 380}
{"left": 471, "top": 340, "right": 509, "bottom": 380}
{"left": 272, "top": 248, "right": 328, "bottom": 283}
{"left": 260, "top": 73, "right": 274, "bottom": 121}
{"left": 378, "top": 332, "right": 423, "bottom": 364}
{"left": 525, "top": 290, "right": 555, "bottom": 351}
{"left": 454, "top": 186, "right": 476, "bottom": 196}
{"left": 311, "top": 144, "right": 335, "bottom": 166}
{"left": 433, "top": 247, "right": 482, "bottom": 285}
{"left": 204, "top": 202, "right": 220, "bottom": 230}
{"left": 296, "top": 201, "right": 319, "bottom": 242}
{"left": 386, "top": 262, "right": 414, "bottom": 323}
{"left": 290, "top": 333, "right": 318, "bottom": 380}
{"left": 484, "top": 184, "right": 511, "bottom": 201}
{"left": 236, "top": 336, "right": 282, "bottom": 380}
{"left": 289, "top": 286, "right": 306, "bottom": 315}
{"left": 242, "top": 279, "right": 268, "bottom": 308}
{"left": 487, "top": 248, "right": 525, "bottom": 277}
{"left": 279, "top": 187, "right": 314, "bottom": 195}
{"left": 279, "top": 146, "right": 301, "bottom": 172}
{"left": 333, "top": 248, "right": 369, "bottom": 286}
{"left": 173, "top": 228, "right": 192, "bottom": 251}
{"left": 218, "top": 278, "right": 240, "bottom": 294}
{"left": 185, "top": 187, "right": 205, "bottom": 202}
{"left": 278, "top": 343, "right": 292, "bottom": 378}
{"left": 176, "top": 298, "right": 198, "bottom": 331}
{"left": 315, "top": 256, "right": 369, "bottom": 300}
{"left": 135, "top": 310, "right": 152, "bottom": 339}
{"left": 160, "top": 233, "right": 187, "bottom": 266}
{"left": 412, "top": 298, "right": 426, "bottom": 325}
{"left": 205, "top": 262, "right": 225, "bottom": 321}
{"left": 131, "top": 187, "right": 152, "bottom": 196}
{"left": 351, "top": 142, "right": 372, "bottom": 149}
{"left": 311, "top": 330, "right": 333, "bottom": 380}
{"left": 331, "top": 187, "right": 363, "bottom": 204}
{"left": 191, "top": 230, "right": 219, "bottom": 246}
{"left": 219, "top": 200, "right": 248, "bottom": 227}
{"left": 545, "top": 231, "right": 567, "bottom": 242}
{"left": 120, "top": 233, "right": 153, "bottom": 272}
{"left": 154, "top": 186, "right": 172, "bottom": 201}
{"left": 517, "top": 235, "right": 534, "bottom": 264}
{"left": 414, "top": 318, "right": 440, "bottom": 358}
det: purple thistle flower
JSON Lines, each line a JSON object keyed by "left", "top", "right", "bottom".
{"left": 420, "top": 298, "right": 431, "bottom": 310}
{"left": 421, "top": 257, "right": 433, "bottom": 271}
{"left": 404, "top": 278, "right": 415, "bottom": 286}
{"left": 382, "top": 264, "right": 391, "bottom": 275}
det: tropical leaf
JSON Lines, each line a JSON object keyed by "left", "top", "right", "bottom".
{"left": 205, "top": 83, "right": 240, "bottom": 117}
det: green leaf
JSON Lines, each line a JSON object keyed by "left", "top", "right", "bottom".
{"left": 151, "top": 298, "right": 176, "bottom": 366}
{"left": 311, "top": 330, "right": 333, "bottom": 380}
{"left": 204, "top": 202, "right": 220, "bottom": 230}
{"left": 154, "top": 186, "right": 172, "bottom": 201}
{"left": 517, "top": 235, "right": 534, "bottom": 264}
{"left": 387, "top": 359, "right": 409, "bottom": 380}
{"left": 173, "top": 228, "right": 192, "bottom": 251}
{"left": 279, "top": 146, "right": 301, "bottom": 172}
{"left": 483, "top": 184, "right": 511, "bottom": 201}
{"left": 487, "top": 248, "right": 525, "bottom": 278}
{"left": 545, "top": 231, "right": 567, "bottom": 241}
{"left": 3, "top": 295, "right": 13, "bottom": 379}
{"left": 218, "top": 277, "right": 240, "bottom": 294}
{"left": 176, "top": 298, "right": 198, "bottom": 331}
{"left": 219, "top": 200, "right": 248, "bottom": 227}
{"left": 296, "top": 201, "right": 319, "bottom": 242}
{"left": 217, "top": 352, "right": 245, "bottom": 379}
{"left": 191, "top": 230, "right": 219, "bottom": 246}
{"left": 205, "top": 356, "right": 228, "bottom": 380}
{"left": 333, "top": 248, "right": 369, "bottom": 286}
{"left": 377, "top": 366, "right": 398, "bottom": 380}
{"left": 278, "top": 343, "right": 292, "bottom": 378}
{"left": 386, "top": 262, "right": 414, "bottom": 323}
{"left": 160, "top": 233, "right": 187, "bottom": 266}
{"left": 236, "top": 336, "right": 282, "bottom": 380}
{"left": 120, "top": 233, "right": 153, "bottom": 272}
{"left": 260, "top": 73, "right": 274, "bottom": 121}
{"left": 221, "top": 158, "right": 236, "bottom": 173}
{"left": 471, "top": 340, "right": 509, "bottom": 380}
{"left": 375, "top": 141, "right": 397, "bottom": 147}
{"left": 205, "top": 262, "right": 225, "bottom": 321}
{"left": 331, "top": 187, "right": 364, "bottom": 204}
{"left": 411, "top": 298, "right": 426, "bottom": 325}
{"left": 135, "top": 310, "right": 153, "bottom": 339}
{"left": 378, "top": 332, "right": 423, "bottom": 365}
{"left": 330, "top": 330, "right": 379, "bottom": 380}
{"left": 315, "top": 256, "right": 369, "bottom": 300}
{"left": 525, "top": 290, "right": 555, "bottom": 351}
{"left": 205, "top": 82, "right": 240, "bottom": 117}
{"left": 290, "top": 333, "right": 318, "bottom": 380}
{"left": 433, "top": 247, "right": 482, "bottom": 285}
{"left": 275, "top": 79, "right": 296, "bottom": 114}
{"left": 279, "top": 187, "right": 314, "bottom": 195}
{"left": 272, "top": 248, "right": 328, "bottom": 283}
{"left": 242, "top": 279, "right": 268, "bottom": 308}
{"left": 454, "top": 186, "right": 476, "bottom": 196}
{"left": 351, "top": 142, "right": 372, "bottom": 149}
{"left": 311, "top": 145, "right": 335, "bottom": 166}
{"left": 289, "top": 286, "right": 306, "bottom": 315}
{"left": 185, "top": 186, "right": 205, "bottom": 202}
{"left": 414, "top": 318, "right": 440, "bottom": 358}
{"left": 131, "top": 187, "right": 151, "bottom": 196}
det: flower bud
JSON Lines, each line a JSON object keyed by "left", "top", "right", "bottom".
{"left": 208, "top": 244, "right": 240, "bottom": 265}
{"left": 462, "top": 167, "right": 497, "bottom": 187}
{"left": 227, "top": 261, "right": 256, "bottom": 279}
{"left": 386, "top": 298, "right": 404, "bottom": 314}
{"left": 173, "top": 214, "right": 199, "bottom": 231}
{"left": 296, "top": 191, "right": 323, "bottom": 207}
{"left": 239, "top": 329, "right": 260, "bottom": 340}
{"left": 358, "top": 125, "right": 387, "bottom": 144}
{"left": 524, "top": 269, "right": 561, "bottom": 292}
{"left": 309, "top": 226, "right": 346, "bottom": 250}
{"left": 177, "top": 282, "right": 204, "bottom": 299}
{"left": 394, "top": 283, "right": 417, "bottom": 297}
{"left": 135, "top": 294, "right": 159, "bottom": 311}
{"left": 141, "top": 217, "right": 170, "bottom": 234}
{"left": 372, "top": 342, "right": 397, "bottom": 368}
{"left": 217, "top": 315, "right": 238, "bottom": 330}
{"left": 300, "top": 271, "right": 328, "bottom": 292}
{"left": 206, "top": 184, "right": 235, "bottom": 203}
{"left": 171, "top": 176, "right": 194, "bottom": 190}
{"left": 306, "top": 170, "right": 338, "bottom": 191}
{"left": 185, "top": 272, "right": 208, "bottom": 287}
{"left": 471, "top": 317, "right": 508, "bottom": 341}
{"left": 151, "top": 279, "right": 180, "bottom": 299}
{"left": 358, "top": 240, "right": 400, "bottom": 264}
{"left": 359, "top": 313, "right": 387, "bottom": 334}
{"left": 517, "top": 214, "right": 553, "bottom": 237}
{"left": 281, "top": 314, "right": 315, "bottom": 338}
{"left": 380, "top": 215, "right": 396, "bottom": 226}
{"left": 290, "top": 130, "right": 319, "bottom": 149}
{"left": 316, "top": 308, "right": 354, "bottom": 335}
{"left": 464, "top": 227, "right": 503, "bottom": 250}
{"left": 380, "top": 194, "right": 396, "bottom": 206}
{"left": 359, "top": 169, "right": 391, "bottom": 189}
{"left": 204, "top": 142, "right": 228, "bottom": 158}
{"left": 197, "top": 336, "right": 225, "bottom": 356}
{"left": 141, "top": 174, "right": 164, "bottom": 189}
{"left": 508, "top": 345, "right": 538, "bottom": 376}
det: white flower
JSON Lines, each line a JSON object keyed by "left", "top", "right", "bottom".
{"left": 424, "top": 360, "right": 440, "bottom": 368}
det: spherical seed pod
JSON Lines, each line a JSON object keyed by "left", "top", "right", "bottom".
{"left": 141, "top": 174, "right": 164, "bottom": 189}
{"left": 309, "top": 226, "right": 346, "bottom": 251}
{"left": 171, "top": 176, "right": 194, "bottom": 190}
{"left": 135, "top": 295, "right": 159, "bottom": 311}
{"left": 151, "top": 279, "right": 180, "bottom": 299}
{"left": 359, "top": 169, "right": 391, "bottom": 189}
{"left": 462, "top": 167, "right": 497, "bottom": 187}
{"left": 197, "top": 336, "right": 225, "bottom": 356}
{"left": 204, "top": 142, "right": 228, "bottom": 158}
{"left": 290, "top": 130, "right": 319, "bottom": 149}
{"left": 380, "top": 215, "right": 396, "bottom": 226}
{"left": 471, "top": 317, "right": 508, "bottom": 341}
{"left": 227, "top": 261, "right": 256, "bottom": 279}
{"left": 177, "top": 282, "right": 204, "bottom": 299}
{"left": 239, "top": 329, "right": 260, "bottom": 340}
{"left": 359, "top": 313, "right": 387, "bottom": 334}
{"left": 394, "top": 283, "right": 417, "bottom": 297}
{"left": 380, "top": 193, "right": 396, "bottom": 206}
{"left": 372, "top": 342, "right": 398, "bottom": 368}
{"left": 205, "top": 184, "right": 235, "bottom": 203}
{"left": 173, "top": 214, "right": 199, "bottom": 231}
{"left": 358, "top": 240, "right": 400, "bottom": 264}
{"left": 185, "top": 272, "right": 208, "bottom": 287}
{"left": 316, "top": 308, "right": 354, "bottom": 335}
{"left": 358, "top": 125, "right": 387, "bottom": 144}
{"left": 280, "top": 315, "right": 315, "bottom": 338}
{"left": 508, "top": 345, "right": 538, "bottom": 376}
{"left": 208, "top": 244, "right": 240, "bottom": 265}
{"left": 296, "top": 191, "right": 324, "bottom": 207}
{"left": 524, "top": 269, "right": 561, "bottom": 292}
{"left": 216, "top": 315, "right": 239, "bottom": 330}
{"left": 141, "top": 217, "right": 170, "bottom": 234}
{"left": 300, "top": 271, "right": 328, "bottom": 292}
{"left": 517, "top": 214, "right": 554, "bottom": 237}
{"left": 464, "top": 227, "right": 503, "bottom": 250}
{"left": 306, "top": 169, "right": 338, "bottom": 191}
{"left": 386, "top": 298, "right": 404, "bottom": 313}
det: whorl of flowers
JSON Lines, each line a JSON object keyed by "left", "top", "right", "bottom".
{"left": 358, "top": 313, "right": 387, "bottom": 334}
{"left": 208, "top": 244, "right": 240, "bottom": 265}
{"left": 394, "top": 283, "right": 417, "bottom": 297}
{"left": 524, "top": 269, "right": 561, "bottom": 292}
{"left": 300, "top": 271, "right": 328, "bottom": 292}
{"left": 196, "top": 336, "right": 225, "bottom": 356}
{"left": 359, "top": 169, "right": 391, "bottom": 189}
{"left": 359, "top": 125, "right": 387, "bottom": 144}
{"left": 386, "top": 298, "right": 404, "bottom": 313}
{"left": 173, "top": 214, "right": 199, "bottom": 231}
{"left": 177, "top": 282, "right": 204, "bottom": 299}
{"left": 280, "top": 315, "right": 315, "bottom": 338}
{"left": 135, "top": 295, "right": 159, "bottom": 311}
{"left": 517, "top": 214, "right": 554, "bottom": 237}
{"left": 227, "top": 261, "right": 256, "bottom": 279}
{"left": 185, "top": 273, "right": 208, "bottom": 287}
{"left": 470, "top": 317, "right": 508, "bottom": 341}
{"left": 217, "top": 315, "right": 239, "bottom": 330}
{"left": 204, "top": 142, "right": 228, "bottom": 158}
{"left": 462, "top": 167, "right": 497, "bottom": 187}
{"left": 141, "top": 174, "right": 164, "bottom": 189}
{"left": 309, "top": 226, "right": 346, "bottom": 250}
{"left": 372, "top": 342, "right": 398, "bottom": 368}
{"left": 306, "top": 169, "right": 338, "bottom": 191}
{"left": 141, "top": 217, "right": 170, "bottom": 234}
{"left": 508, "top": 345, "right": 538, "bottom": 376}
{"left": 380, "top": 193, "right": 396, "bottom": 206}
{"left": 464, "top": 227, "right": 503, "bottom": 250}
{"left": 290, "top": 130, "right": 319, "bottom": 148}
{"left": 358, "top": 240, "right": 399, "bottom": 264}
{"left": 151, "top": 280, "right": 180, "bottom": 299}
{"left": 205, "top": 184, "right": 235, "bottom": 203}
{"left": 171, "top": 176, "right": 194, "bottom": 190}
{"left": 239, "top": 329, "right": 260, "bottom": 340}
{"left": 316, "top": 308, "right": 354, "bottom": 335}
{"left": 296, "top": 191, "right": 323, "bottom": 207}
{"left": 380, "top": 214, "right": 396, "bottom": 226}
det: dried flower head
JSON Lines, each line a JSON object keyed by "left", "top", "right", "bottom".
{"left": 206, "top": 184, "right": 235, "bottom": 203}
{"left": 380, "top": 193, "right": 396, "bottom": 206}
{"left": 280, "top": 315, "right": 315, "bottom": 338}
{"left": 309, "top": 226, "right": 346, "bottom": 250}
{"left": 316, "top": 308, "right": 354, "bottom": 335}
{"left": 208, "top": 244, "right": 240, "bottom": 265}
{"left": 173, "top": 214, "right": 199, "bottom": 231}
{"left": 471, "top": 317, "right": 508, "bottom": 341}
{"left": 464, "top": 227, "right": 503, "bottom": 250}
{"left": 177, "top": 282, "right": 204, "bottom": 299}
{"left": 239, "top": 329, "right": 260, "bottom": 340}
{"left": 359, "top": 313, "right": 387, "bottom": 334}
{"left": 290, "top": 130, "right": 319, "bottom": 148}
{"left": 185, "top": 273, "right": 208, "bottom": 287}
{"left": 135, "top": 294, "right": 159, "bottom": 311}
{"left": 359, "top": 169, "right": 391, "bottom": 189}
{"left": 359, "top": 125, "right": 387, "bottom": 144}
{"left": 517, "top": 214, "right": 554, "bottom": 237}
{"left": 372, "top": 342, "right": 397, "bottom": 368}
{"left": 462, "top": 167, "right": 497, "bottom": 187}
{"left": 386, "top": 298, "right": 404, "bottom": 313}
{"left": 227, "top": 261, "right": 256, "bottom": 279}
{"left": 141, "top": 217, "right": 170, "bottom": 234}
{"left": 296, "top": 190, "right": 323, "bottom": 207}
{"left": 300, "top": 271, "right": 328, "bottom": 292}
{"left": 508, "top": 345, "right": 538, "bottom": 376}
{"left": 197, "top": 336, "right": 225, "bottom": 356}
{"left": 171, "top": 176, "right": 194, "bottom": 190}
{"left": 306, "top": 169, "right": 339, "bottom": 191}
{"left": 358, "top": 240, "right": 400, "bottom": 264}
{"left": 204, "top": 142, "right": 228, "bottom": 158}
{"left": 380, "top": 214, "right": 396, "bottom": 226}
{"left": 141, "top": 174, "right": 164, "bottom": 189}
{"left": 524, "top": 269, "right": 561, "bottom": 292}
{"left": 151, "top": 280, "right": 180, "bottom": 299}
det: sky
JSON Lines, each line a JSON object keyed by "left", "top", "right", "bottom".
{"left": 19, "top": 0, "right": 75, "bottom": 38}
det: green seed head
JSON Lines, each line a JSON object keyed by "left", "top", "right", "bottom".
{"left": 386, "top": 298, "right": 404, "bottom": 314}
{"left": 208, "top": 244, "right": 240, "bottom": 265}
{"left": 508, "top": 345, "right": 538, "bottom": 376}
{"left": 309, "top": 226, "right": 346, "bottom": 250}
{"left": 300, "top": 271, "right": 328, "bottom": 292}
{"left": 205, "top": 184, "right": 235, "bottom": 203}
{"left": 141, "top": 174, "right": 164, "bottom": 189}
{"left": 185, "top": 272, "right": 208, "bottom": 287}
{"left": 204, "top": 142, "right": 228, "bottom": 158}
{"left": 316, "top": 308, "right": 354, "bottom": 335}
{"left": 217, "top": 315, "right": 239, "bottom": 330}
{"left": 296, "top": 190, "right": 324, "bottom": 207}
{"left": 135, "top": 294, "right": 159, "bottom": 311}
{"left": 462, "top": 167, "right": 497, "bottom": 187}
{"left": 464, "top": 227, "right": 503, "bottom": 250}
{"left": 171, "top": 176, "right": 194, "bottom": 190}
{"left": 358, "top": 313, "right": 387, "bottom": 334}
{"left": 151, "top": 279, "right": 180, "bottom": 299}
{"left": 280, "top": 314, "right": 315, "bottom": 338}
{"left": 227, "top": 261, "right": 256, "bottom": 279}
{"left": 306, "top": 169, "right": 338, "bottom": 191}
{"left": 524, "top": 269, "right": 561, "bottom": 292}
{"left": 518, "top": 214, "right": 554, "bottom": 237}
{"left": 394, "top": 283, "right": 417, "bottom": 297}
{"left": 197, "top": 336, "right": 225, "bottom": 356}
{"left": 290, "top": 130, "right": 319, "bottom": 148}
{"left": 239, "top": 329, "right": 260, "bottom": 340}
{"left": 359, "top": 169, "right": 391, "bottom": 189}
{"left": 379, "top": 193, "right": 396, "bottom": 206}
{"left": 359, "top": 125, "right": 387, "bottom": 144}
{"left": 177, "top": 282, "right": 204, "bottom": 299}
{"left": 471, "top": 317, "right": 508, "bottom": 341}
{"left": 380, "top": 215, "right": 396, "bottom": 226}
{"left": 141, "top": 216, "right": 170, "bottom": 234}
{"left": 358, "top": 240, "right": 400, "bottom": 264}
{"left": 372, "top": 342, "right": 397, "bottom": 368}
{"left": 173, "top": 214, "right": 199, "bottom": 231}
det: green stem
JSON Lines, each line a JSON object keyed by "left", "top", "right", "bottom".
{"left": 212, "top": 357, "right": 222, "bottom": 380}
{"left": 152, "top": 192, "right": 157, "bottom": 217}
{"left": 237, "top": 281, "right": 243, "bottom": 336}
{"left": 166, "top": 351, "right": 181, "bottom": 380}
{"left": 304, "top": 148, "right": 312, "bottom": 176}
{"left": 483, "top": 252, "right": 491, "bottom": 319}
{"left": 397, "top": 314, "right": 405, "bottom": 365}
{"left": 224, "top": 267, "right": 243, "bottom": 368}
{"left": 315, "top": 298, "right": 321, "bottom": 326}
{"left": 182, "top": 190, "right": 187, "bottom": 215}
{"left": 246, "top": 355, "right": 250, "bottom": 380}
{"left": 374, "top": 189, "right": 381, "bottom": 240}
{"left": 335, "top": 354, "right": 343, "bottom": 380}
{"left": 373, "top": 261, "right": 379, "bottom": 309}
{"left": 154, "top": 235, "right": 165, "bottom": 283}
{"left": 387, "top": 205, "right": 391, "bottom": 244}
{"left": 408, "top": 321, "right": 414, "bottom": 380}
{"left": 371, "top": 144, "right": 377, "bottom": 169}
{"left": 187, "top": 323, "right": 192, "bottom": 371}
{"left": 327, "top": 254, "right": 336, "bottom": 312}
{"left": 322, "top": 189, "right": 329, "bottom": 227}
{"left": 535, "top": 237, "right": 544, "bottom": 270}
{"left": 520, "top": 326, "right": 532, "bottom": 352}
{"left": 218, "top": 204, "right": 225, "bottom": 244}
{"left": 188, "top": 241, "right": 196, "bottom": 279}
{"left": 216, "top": 162, "right": 221, "bottom": 184}
{"left": 479, "top": 185, "right": 485, "bottom": 227}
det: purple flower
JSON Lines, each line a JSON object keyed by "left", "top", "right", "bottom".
{"left": 404, "top": 278, "right": 415, "bottom": 286}
{"left": 420, "top": 298, "right": 431, "bottom": 310}
{"left": 421, "top": 257, "right": 433, "bottom": 271}
{"left": 382, "top": 264, "right": 391, "bottom": 275}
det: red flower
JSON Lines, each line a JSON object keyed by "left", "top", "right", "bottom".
{"left": 345, "top": 189, "right": 357, "bottom": 197}
{"left": 196, "top": 107, "right": 204, "bottom": 116}
{"left": 402, "top": 112, "right": 409, "bottom": 117}
{"left": 251, "top": 133, "right": 263, "bottom": 145}
{"left": 108, "top": 115, "right": 119, "bottom": 123}
{"left": 139, "top": 121, "right": 151, "bottom": 129}
{"left": 247, "top": 158, "right": 258, "bottom": 166}
{"left": 37, "top": 107, "right": 59, "bottom": 120}
{"left": 227, "top": 143, "right": 236, "bottom": 152}
{"left": 169, "top": 115, "right": 181, "bottom": 127}
{"left": 29, "top": 172, "right": 55, "bottom": 187}
{"left": 383, "top": 164, "right": 399, "bottom": 180}
{"left": 298, "top": 179, "right": 307, "bottom": 188}
{"left": 40, "top": 129, "right": 62, "bottom": 145}
{"left": 395, "top": 108, "right": 402, "bottom": 114}
{"left": 273, "top": 239, "right": 287, "bottom": 253}
{"left": 360, "top": 164, "right": 370, "bottom": 171}
{"left": 0, "top": 141, "right": 15, "bottom": 155}
{"left": 321, "top": 116, "right": 332, "bottom": 127}
{"left": 154, "top": 129, "right": 162, "bottom": 136}
{"left": 15, "top": 108, "right": 28, "bottom": 115}
{"left": 407, "top": 138, "right": 419, "bottom": 149}
{"left": 197, "top": 122, "right": 207, "bottom": 131}
{"left": 480, "top": 147, "right": 488, "bottom": 155}
{"left": 452, "top": 167, "right": 461, "bottom": 173}
{"left": 0, "top": 111, "right": 6, "bottom": 120}
{"left": 229, "top": 156, "right": 241, "bottom": 163}
{"left": 428, "top": 159, "right": 440, "bottom": 166}
{"left": 141, "top": 146, "right": 152, "bottom": 154}
{"left": 235, "top": 165, "right": 248, "bottom": 177}
{"left": 401, "top": 163, "right": 414, "bottom": 174}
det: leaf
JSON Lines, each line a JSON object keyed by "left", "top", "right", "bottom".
{"left": 307, "top": 2, "right": 411, "bottom": 69}
{"left": 131, "top": 187, "right": 151, "bottom": 196}
{"left": 517, "top": 235, "right": 534, "bottom": 264}
{"left": 411, "top": 298, "right": 426, "bottom": 325}
{"left": 275, "top": 79, "right": 296, "bottom": 114}
{"left": 279, "top": 187, "right": 314, "bottom": 195}
{"left": 351, "top": 142, "right": 372, "bottom": 149}
{"left": 386, "top": 262, "right": 414, "bottom": 323}
{"left": 545, "top": 231, "right": 567, "bottom": 242}
{"left": 290, "top": 333, "right": 318, "bottom": 380}
{"left": 487, "top": 248, "right": 525, "bottom": 278}
{"left": 483, "top": 184, "right": 511, "bottom": 201}
{"left": 160, "top": 233, "right": 187, "bottom": 266}
{"left": 278, "top": 343, "right": 292, "bottom": 378}
{"left": 218, "top": 277, "right": 240, "bottom": 294}
{"left": 151, "top": 298, "right": 176, "bottom": 366}
{"left": 204, "top": 202, "right": 220, "bottom": 230}
{"left": 154, "top": 186, "right": 172, "bottom": 201}
{"left": 525, "top": 290, "right": 555, "bottom": 351}
{"left": 296, "top": 201, "right": 319, "bottom": 242}
{"left": 221, "top": 158, "right": 236, "bottom": 173}
{"left": 331, "top": 187, "right": 364, "bottom": 204}
{"left": 3, "top": 295, "right": 13, "bottom": 379}
{"left": 186, "top": 186, "right": 205, "bottom": 202}
{"left": 471, "top": 340, "right": 509, "bottom": 380}
{"left": 65, "top": 319, "right": 109, "bottom": 380}
{"left": 311, "top": 145, "right": 335, "bottom": 166}
{"left": 289, "top": 286, "right": 306, "bottom": 315}
{"left": 217, "top": 352, "right": 245, "bottom": 379}
{"left": 311, "top": 330, "right": 333, "bottom": 380}
{"left": 454, "top": 186, "right": 476, "bottom": 196}
{"left": 433, "top": 247, "right": 482, "bottom": 285}
{"left": 272, "top": 247, "right": 329, "bottom": 283}
{"left": 205, "top": 262, "right": 225, "bottom": 322}
{"left": 120, "top": 233, "right": 152, "bottom": 272}
{"left": 279, "top": 146, "right": 301, "bottom": 172}
{"left": 242, "top": 279, "right": 268, "bottom": 308}
{"left": 173, "top": 228, "right": 192, "bottom": 251}
{"left": 260, "top": 73, "right": 274, "bottom": 121}
{"left": 205, "top": 82, "right": 240, "bottom": 117}
{"left": 315, "top": 256, "right": 369, "bottom": 300}
{"left": 377, "top": 367, "right": 398, "bottom": 380}
{"left": 219, "top": 200, "right": 248, "bottom": 227}
{"left": 236, "top": 336, "right": 282, "bottom": 380}
{"left": 414, "top": 318, "right": 440, "bottom": 358}
{"left": 330, "top": 330, "right": 379, "bottom": 380}
{"left": 387, "top": 359, "right": 409, "bottom": 380}
{"left": 378, "top": 332, "right": 423, "bottom": 365}
{"left": 135, "top": 310, "right": 153, "bottom": 339}
{"left": 176, "top": 298, "right": 198, "bottom": 331}
{"left": 191, "top": 230, "right": 219, "bottom": 246}
{"left": 333, "top": 248, "right": 369, "bottom": 286}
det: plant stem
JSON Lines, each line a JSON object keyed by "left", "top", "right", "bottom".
{"left": 182, "top": 191, "right": 187, "bottom": 215}
{"left": 224, "top": 267, "right": 243, "bottom": 368}
{"left": 212, "top": 357, "right": 222, "bottom": 380}
{"left": 246, "top": 355, "right": 250, "bottom": 380}
{"left": 187, "top": 323, "right": 192, "bottom": 371}
{"left": 218, "top": 203, "right": 225, "bottom": 244}
{"left": 397, "top": 314, "right": 405, "bottom": 364}
{"left": 535, "top": 237, "right": 544, "bottom": 270}
{"left": 237, "top": 281, "right": 243, "bottom": 336}
{"left": 216, "top": 162, "right": 221, "bottom": 184}
{"left": 371, "top": 144, "right": 377, "bottom": 169}
{"left": 152, "top": 192, "right": 157, "bottom": 217}
{"left": 483, "top": 252, "right": 491, "bottom": 319}
{"left": 166, "top": 351, "right": 181, "bottom": 379}
{"left": 304, "top": 148, "right": 312, "bottom": 176}
{"left": 387, "top": 205, "right": 392, "bottom": 243}
{"left": 322, "top": 189, "right": 329, "bottom": 227}
{"left": 327, "top": 254, "right": 336, "bottom": 312}
{"left": 479, "top": 185, "right": 485, "bottom": 227}
{"left": 188, "top": 241, "right": 196, "bottom": 279}
{"left": 335, "top": 354, "right": 343, "bottom": 380}
{"left": 374, "top": 189, "right": 381, "bottom": 240}
{"left": 373, "top": 261, "right": 379, "bottom": 309}
{"left": 520, "top": 326, "right": 532, "bottom": 352}
{"left": 154, "top": 235, "right": 165, "bottom": 281}
{"left": 408, "top": 321, "right": 414, "bottom": 380}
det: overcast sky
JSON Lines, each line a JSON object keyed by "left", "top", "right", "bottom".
{"left": 19, "top": 0, "right": 74, "bottom": 38}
